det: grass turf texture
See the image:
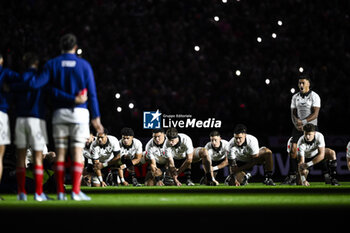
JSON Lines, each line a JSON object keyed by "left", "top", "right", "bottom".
{"left": 1, "top": 182, "right": 350, "bottom": 209}
{"left": 2, "top": 182, "right": 350, "bottom": 228}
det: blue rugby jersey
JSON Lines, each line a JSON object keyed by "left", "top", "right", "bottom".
{"left": 12, "top": 68, "right": 75, "bottom": 119}
{"left": 0, "top": 65, "right": 19, "bottom": 113}
{"left": 13, "top": 53, "right": 101, "bottom": 119}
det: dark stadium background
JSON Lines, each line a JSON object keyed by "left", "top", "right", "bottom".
{"left": 1, "top": 0, "right": 350, "bottom": 182}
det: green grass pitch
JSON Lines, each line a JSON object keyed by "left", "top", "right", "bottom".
{"left": 1, "top": 182, "right": 350, "bottom": 209}
{"left": 1, "top": 182, "right": 350, "bottom": 227}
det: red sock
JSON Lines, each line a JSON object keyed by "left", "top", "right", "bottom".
{"left": 72, "top": 162, "right": 84, "bottom": 194}
{"left": 34, "top": 165, "right": 44, "bottom": 195}
{"left": 55, "top": 161, "right": 65, "bottom": 193}
{"left": 16, "top": 167, "right": 26, "bottom": 194}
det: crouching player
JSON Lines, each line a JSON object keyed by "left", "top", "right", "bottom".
{"left": 200, "top": 131, "right": 229, "bottom": 185}
{"left": 227, "top": 124, "right": 275, "bottom": 186}
{"left": 90, "top": 131, "right": 121, "bottom": 187}
{"left": 165, "top": 128, "right": 217, "bottom": 186}
{"left": 297, "top": 124, "right": 339, "bottom": 186}
{"left": 118, "top": 128, "right": 143, "bottom": 186}
{"left": 143, "top": 129, "right": 180, "bottom": 186}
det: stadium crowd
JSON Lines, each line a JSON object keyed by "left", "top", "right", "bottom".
{"left": 1, "top": 0, "right": 349, "bottom": 141}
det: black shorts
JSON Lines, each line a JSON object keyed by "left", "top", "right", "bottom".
{"left": 174, "top": 158, "right": 186, "bottom": 168}
{"left": 303, "top": 156, "right": 328, "bottom": 174}
{"left": 212, "top": 158, "right": 226, "bottom": 167}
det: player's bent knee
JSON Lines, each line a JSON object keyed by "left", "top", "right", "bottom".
{"left": 200, "top": 148, "right": 209, "bottom": 158}
{"left": 264, "top": 148, "right": 272, "bottom": 156}
{"left": 290, "top": 150, "right": 297, "bottom": 159}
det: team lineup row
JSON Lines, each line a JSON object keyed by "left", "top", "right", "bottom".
{"left": 81, "top": 124, "right": 350, "bottom": 189}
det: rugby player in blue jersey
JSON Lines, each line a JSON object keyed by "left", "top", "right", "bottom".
{"left": 11, "top": 34, "right": 104, "bottom": 200}
{"left": 0, "top": 54, "right": 19, "bottom": 200}
{"left": 11, "top": 52, "right": 88, "bottom": 201}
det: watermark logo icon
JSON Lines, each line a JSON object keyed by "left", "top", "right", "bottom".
{"left": 143, "top": 110, "right": 162, "bottom": 129}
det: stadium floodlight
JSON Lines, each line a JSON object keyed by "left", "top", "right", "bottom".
{"left": 290, "top": 88, "right": 296, "bottom": 94}
{"left": 129, "top": 103, "right": 134, "bottom": 109}
{"left": 117, "top": 107, "right": 122, "bottom": 112}
{"left": 265, "top": 79, "right": 270, "bottom": 85}
{"left": 77, "top": 48, "right": 82, "bottom": 55}
{"left": 235, "top": 70, "right": 241, "bottom": 76}
{"left": 272, "top": 33, "right": 277, "bottom": 38}
{"left": 194, "top": 45, "right": 200, "bottom": 51}
{"left": 214, "top": 16, "right": 220, "bottom": 22}
{"left": 299, "top": 67, "right": 304, "bottom": 73}
{"left": 115, "top": 93, "right": 121, "bottom": 99}
{"left": 257, "top": 37, "right": 262, "bottom": 43}
{"left": 277, "top": 20, "right": 283, "bottom": 26}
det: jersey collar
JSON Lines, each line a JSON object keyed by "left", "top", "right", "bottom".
{"left": 122, "top": 140, "right": 134, "bottom": 149}
{"left": 212, "top": 141, "right": 222, "bottom": 152}
{"left": 299, "top": 89, "right": 312, "bottom": 98}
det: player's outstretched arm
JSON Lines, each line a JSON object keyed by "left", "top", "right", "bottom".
{"left": 91, "top": 117, "right": 104, "bottom": 134}
{"left": 168, "top": 157, "right": 181, "bottom": 186}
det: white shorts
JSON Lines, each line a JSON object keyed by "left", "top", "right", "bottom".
{"left": 53, "top": 123, "right": 90, "bottom": 148}
{"left": 14, "top": 117, "right": 48, "bottom": 151}
{"left": 0, "top": 111, "right": 11, "bottom": 145}
{"left": 52, "top": 108, "right": 90, "bottom": 148}
{"left": 52, "top": 108, "right": 90, "bottom": 124}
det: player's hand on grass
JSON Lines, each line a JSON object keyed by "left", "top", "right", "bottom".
{"left": 174, "top": 178, "right": 182, "bottom": 186}
{"left": 156, "top": 180, "right": 165, "bottom": 186}
{"left": 302, "top": 180, "right": 310, "bottom": 186}
{"left": 101, "top": 181, "right": 107, "bottom": 187}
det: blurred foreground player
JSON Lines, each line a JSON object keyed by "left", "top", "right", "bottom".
{"left": 17, "top": 34, "right": 104, "bottom": 200}
{"left": 227, "top": 124, "right": 275, "bottom": 186}
{"left": 13, "top": 53, "right": 51, "bottom": 201}
{"left": 0, "top": 54, "right": 19, "bottom": 200}
{"left": 297, "top": 124, "right": 339, "bottom": 186}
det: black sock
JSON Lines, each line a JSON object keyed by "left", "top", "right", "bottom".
{"left": 328, "top": 160, "right": 337, "bottom": 178}
{"left": 205, "top": 172, "right": 213, "bottom": 181}
{"left": 184, "top": 168, "right": 191, "bottom": 180}
{"left": 289, "top": 157, "right": 297, "bottom": 176}
{"left": 265, "top": 171, "right": 273, "bottom": 179}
